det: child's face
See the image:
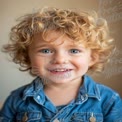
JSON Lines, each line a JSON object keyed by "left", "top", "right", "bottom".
{"left": 28, "top": 31, "right": 95, "bottom": 85}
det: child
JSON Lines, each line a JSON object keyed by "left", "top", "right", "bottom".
{"left": 0, "top": 7, "right": 122, "bottom": 122}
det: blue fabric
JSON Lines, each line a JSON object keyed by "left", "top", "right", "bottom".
{"left": 0, "top": 75, "right": 122, "bottom": 122}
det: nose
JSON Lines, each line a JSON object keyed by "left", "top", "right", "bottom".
{"left": 51, "top": 51, "right": 68, "bottom": 64}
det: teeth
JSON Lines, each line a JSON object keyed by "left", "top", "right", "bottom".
{"left": 51, "top": 69, "right": 69, "bottom": 72}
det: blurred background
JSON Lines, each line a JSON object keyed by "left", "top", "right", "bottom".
{"left": 0, "top": 0, "right": 122, "bottom": 105}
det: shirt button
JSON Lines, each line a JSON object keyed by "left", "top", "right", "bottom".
{"left": 22, "top": 112, "right": 28, "bottom": 122}
{"left": 37, "top": 95, "right": 40, "bottom": 100}
{"left": 89, "top": 116, "right": 96, "bottom": 122}
{"left": 85, "top": 94, "right": 88, "bottom": 97}
{"left": 53, "top": 118, "right": 60, "bottom": 122}
{"left": 89, "top": 113, "right": 96, "bottom": 122}
{"left": 81, "top": 95, "right": 85, "bottom": 101}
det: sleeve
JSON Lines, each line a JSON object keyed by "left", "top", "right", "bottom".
{"left": 0, "top": 94, "right": 16, "bottom": 122}
{"left": 104, "top": 93, "right": 122, "bottom": 122}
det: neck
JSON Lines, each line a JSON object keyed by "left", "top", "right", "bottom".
{"left": 44, "top": 77, "right": 83, "bottom": 106}
{"left": 44, "top": 77, "right": 83, "bottom": 91}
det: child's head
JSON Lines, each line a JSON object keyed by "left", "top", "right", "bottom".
{"left": 3, "top": 7, "right": 114, "bottom": 74}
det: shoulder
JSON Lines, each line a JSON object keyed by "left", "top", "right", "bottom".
{"left": 95, "top": 83, "right": 122, "bottom": 120}
{"left": 91, "top": 77, "right": 122, "bottom": 116}
{"left": 0, "top": 77, "right": 43, "bottom": 119}
{"left": 95, "top": 82, "right": 121, "bottom": 102}
{"left": 85, "top": 75, "right": 120, "bottom": 98}
{"left": 2, "top": 83, "right": 31, "bottom": 109}
{"left": 96, "top": 82, "right": 122, "bottom": 107}
{"left": 2, "top": 77, "right": 38, "bottom": 108}
{"left": 84, "top": 75, "right": 122, "bottom": 107}
{"left": 85, "top": 75, "right": 122, "bottom": 119}
{"left": 0, "top": 83, "right": 31, "bottom": 118}
{"left": 9, "top": 84, "right": 30, "bottom": 100}
{"left": 9, "top": 77, "right": 41, "bottom": 99}
{"left": 3, "top": 76, "right": 43, "bottom": 106}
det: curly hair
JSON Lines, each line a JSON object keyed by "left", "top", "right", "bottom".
{"left": 3, "top": 7, "right": 114, "bottom": 73}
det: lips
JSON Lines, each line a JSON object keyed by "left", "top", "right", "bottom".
{"left": 50, "top": 68, "right": 72, "bottom": 72}
{"left": 46, "top": 67, "right": 73, "bottom": 79}
{"left": 48, "top": 68, "right": 72, "bottom": 74}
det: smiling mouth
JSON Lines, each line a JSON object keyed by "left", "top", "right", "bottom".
{"left": 46, "top": 68, "right": 73, "bottom": 79}
{"left": 48, "top": 68, "right": 72, "bottom": 73}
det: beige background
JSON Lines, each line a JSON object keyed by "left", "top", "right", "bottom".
{"left": 0, "top": 0, "right": 122, "bottom": 104}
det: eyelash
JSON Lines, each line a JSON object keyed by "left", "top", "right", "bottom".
{"left": 38, "top": 48, "right": 82, "bottom": 55}
{"left": 39, "top": 49, "right": 53, "bottom": 53}
{"left": 69, "top": 49, "right": 81, "bottom": 54}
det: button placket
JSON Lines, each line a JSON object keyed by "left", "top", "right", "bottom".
{"left": 53, "top": 118, "right": 60, "bottom": 122}
{"left": 89, "top": 113, "right": 96, "bottom": 122}
{"left": 22, "top": 112, "right": 28, "bottom": 122}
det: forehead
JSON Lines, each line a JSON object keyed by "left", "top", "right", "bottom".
{"left": 33, "top": 31, "right": 78, "bottom": 46}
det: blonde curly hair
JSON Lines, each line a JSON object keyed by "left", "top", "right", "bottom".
{"left": 3, "top": 7, "right": 114, "bottom": 73}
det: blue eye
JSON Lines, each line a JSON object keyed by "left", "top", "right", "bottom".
{"left": 70, "top": 49, "right": 80, "bottom": 54}
{"left": 40, "top": 49, "right": 53, "bottom": 54}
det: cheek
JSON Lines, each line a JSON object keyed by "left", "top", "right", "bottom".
{"left": 75, "top": 57, "right": 89, "bottom": 65}
{"left": 29, "top": 55, "right": 41, "bottom": 66}
{"left": 30, "top": 56, "right": 49, "bottom": 67}
{"left": 74, "top": 57, "right": 90, "bottom": 69}
{"left": 30, "top": 57, "right": 46, "bottom": 75}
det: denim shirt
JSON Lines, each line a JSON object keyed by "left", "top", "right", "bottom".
{"left": 0, "top": 75, "right": 122, "bottom": 122}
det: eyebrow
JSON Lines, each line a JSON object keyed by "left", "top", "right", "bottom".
{"left": 33, "top": 44, "right": 49, "bottom": 49}
{"left": 68, "top": 44, "right": 85, "bottom": 49}
{"left": 32, "top": 42, "right": 85, "bottom": 50}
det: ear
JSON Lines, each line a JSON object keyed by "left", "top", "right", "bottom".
{"left": 89, "top": 53, "right": 99, "bottom": 67}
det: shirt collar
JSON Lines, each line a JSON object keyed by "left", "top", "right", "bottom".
{"left": 77, "top": 75, "right": 101, "bottom": 102}
{"left": 22, "top": 77, "right": 46, "bottom": 104}
{"left": 22, "top": 75, "right": 101, "bottom": 104}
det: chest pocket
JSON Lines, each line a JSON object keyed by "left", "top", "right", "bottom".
{"left": 69, "top": 112, "right": 103, "bottom": 122}
{"left": 16, "top": 111, "right": 41, "bottom": 122}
